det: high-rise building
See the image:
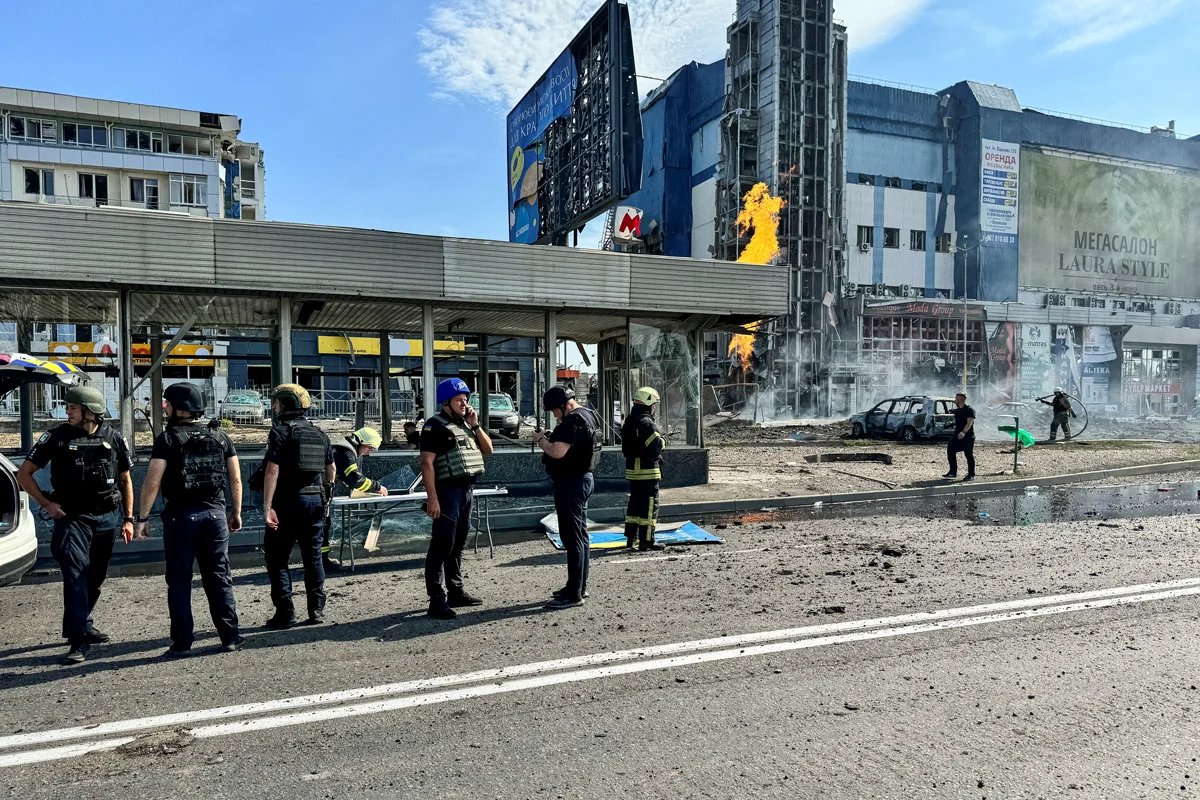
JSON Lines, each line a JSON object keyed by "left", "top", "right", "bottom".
{"left": 715, "top": 0, "right": 847, "bottom": 416}
{"left": 0, "top": 86, "right": 264, "bottom": 220}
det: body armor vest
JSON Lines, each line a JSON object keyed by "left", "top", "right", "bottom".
{"left": 429, "top": 414, "right": 485, "bottom": 483}
{"left": 50, "top": 427, "right": 119, "bottom": 513}
{"left": 164, "top": 424, "right": 226, "bottom": 502}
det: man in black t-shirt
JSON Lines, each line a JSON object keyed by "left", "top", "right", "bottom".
{"left": 135, "top": 383, "right": 243, "bottom": 656}
{"left": 533, "top": 385, "right": 602, "bottom": 609}
{"left": 16, "top": 385, "right": 134, "bottom": 665}
{"left": 944, "top": 392, "right": 976, "bottom": 482}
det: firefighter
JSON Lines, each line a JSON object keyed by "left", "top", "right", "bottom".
{"left": 622, "top": 386, "right": 665, "bottom": 551}
{"left": 134, "top": 383, "right": 243, "bottom": 656}
{"left": 420, "top": 378, "right": 492, "bottom": 619}
{"left": 1039, "top": 387, "right": 1077, "bottom": 441}
{"left": 533, "top": 385, "right": 602, "bottom": 609}
{"left": 326, "top": 426, "right": 387, "bottom": 570}
{"left": 16, "top": 385, "right": 134, "bottom": 665}
{"left": 261, "top": 384, "right": 335, "bottom": 629}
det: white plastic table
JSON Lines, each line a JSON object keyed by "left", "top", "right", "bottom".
{"left": 330, "top": 487, "right": 509, "bottom": 570}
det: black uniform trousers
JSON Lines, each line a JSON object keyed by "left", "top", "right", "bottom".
{"left": 624, "top": 479, "right": 660, "bottom": 546}
{"left": 425, "top": 481, "right": 474, "bottom": 603}
{"left": 553, "top": 472, "right": 595, "bottom": 600}
{"left": 947, "top": 435, "right": 976, "bottom": 477}
{"left": 50, "top": 509, "right": 119, "bottom": 645}
{"left": 264, "top": 492, "right": 327, "bottom": 620}
{"left": 1049, "top": 412, "right": 1072, "bottom": 440}
{"left": 163, "top": 505, "right": 240, "bottom": 648}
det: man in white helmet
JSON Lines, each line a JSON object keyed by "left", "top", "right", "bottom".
{"left": 621, "top": 387, "right": 665, "bottom": 551}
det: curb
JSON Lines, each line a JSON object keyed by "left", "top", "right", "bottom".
{"left": 652, "top": 459, "right": 1200, "bottom": 519}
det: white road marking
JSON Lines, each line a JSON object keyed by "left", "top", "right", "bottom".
{"left": 2, "top": 576, "right": 1199, "bottom": 766}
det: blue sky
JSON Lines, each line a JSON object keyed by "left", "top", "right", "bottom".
{"left": 4, "top": 0, "right": 1197, "bottom": 244}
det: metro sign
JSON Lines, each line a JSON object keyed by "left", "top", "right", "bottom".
{"left": 612, "top": 205, "right": 643, "bottom": 242}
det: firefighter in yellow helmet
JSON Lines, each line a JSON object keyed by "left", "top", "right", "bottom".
{"left": 622, "top": 386, "right": 665, "bottom": 551}
{"left": 324, "top": 426, "right": 387, "bottom": 570}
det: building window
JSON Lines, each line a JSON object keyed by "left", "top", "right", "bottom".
{"left": 170, "top": 175, "right": 207, "bottom": 206}
{"left": 78, "top": 173, "right": 109, "bottom": 205}
{"left": 910, "top": 230, "right": 926, "bottom": 251}
{"left": 912, "top": 181, "right": 927, "bottom": 192}
{"left": 9, "top": 116, "right": 57, "bottom": 143}
{"left": 130, "top": 178, "right": 160, "bottom": 210}
{"left": 113, "top": 127, "right": 165, "bottom": 153}
{"left": 857, "top": 174, "right": 875, "bottom": 185}
{"left": 883, "top": 227, "right": 900, "bottom": 249}
{"left": 935, "top": 233, "right": 952, "bottom": 253}
{"left": 166, "top": 133, "right": 214, "bottom": 157}
{"left": 885, "top": 176, "right": 901, "bottom": 188}
{"left": 856, "top": 225, "right": 873, "bottom": 249}
{"left": 61, "top": 122, "right": 108, "bottom": 147}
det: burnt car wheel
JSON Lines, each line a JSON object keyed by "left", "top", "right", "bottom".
{"left": 898, "top": 426, "right": 918, "bottom": 442}
{"left": 851, "top": 422, "right": 865, "bottom": 438}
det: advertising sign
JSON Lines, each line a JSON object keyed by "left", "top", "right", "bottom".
{"left": 1081, "top": 363, "right": 1111, "bottom": 404}
{"left": 1019, "top": 149, "right": 1200, "bottom": 298}
{"left": 48, "top": 341, "right": 215, "bottom": 367}
{"left": 316, "top": 336, "right": 465, "bottom": 358}
{"left": 980, "top": 139, "right": 1019, "bottom": 244}
{"left": 1018, "top": 323, "right": 1052, "bottom": 399}
{"left": 506, "top": 0, "right": 642, "bottom": 245}
{"left": 1081, "top": 326, "right": 1117, "bottom": 363}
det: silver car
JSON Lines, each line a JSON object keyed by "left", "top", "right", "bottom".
{"left": 219, "top": 390, "right": 265, "bottom": 424}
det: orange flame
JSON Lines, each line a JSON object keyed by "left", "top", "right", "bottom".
{"left": 728, "top": 182, "right": 786, "bottom": 370}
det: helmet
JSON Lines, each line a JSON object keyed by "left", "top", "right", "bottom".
{"left": 1054, "top": 386, "right": 1064, "bottom": 394}
{"left": 633, "top": 386, "right": 660, "bottom": 406}
{"left": 64, "top": 385, "right": 106, "bottom": 417}
{"left": 271, "top": 383, "right": 312, "bottom": 412}
{"left": 351, "top": 426, "right": 382, "bottom": 450}
{"left": 543, "top": 385, "right": 575, "bottom": 412}
{"left": 164, "top": 382, "right": 205, "bottom": 414}
{"left": 436, "top": 377, "right": 471, "bottom": 406}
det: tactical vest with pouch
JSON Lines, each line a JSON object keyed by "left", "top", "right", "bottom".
{"left": 285, "top": 419, "right": 329, "bottom": 494}
{"left": 51, "top": 428, "right": 119, "bottom": 513}
{"left": 430, "top": 414, "right": 485, "bottom": 484}
{"left": 164, "top": 424, "right": 227, "bottom": 504}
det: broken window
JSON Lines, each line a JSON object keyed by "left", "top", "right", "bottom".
{"left": 78, "top": 173, "right": 109, "bottom": 205}
{"left": 856, "top": 225, "right": 873, "bottom": 248}
{"left": 8, "top": 116, "right": 25, "bottom": 138}
{"left": 170, "top": 174, "right": 206, "bottom": 206}
{"left": 23, "top": 168, "right": 39, "bottom": 195}
{"left": 885, "top": 176, "right": 901, "bottom": 188}
{"left": 130, "top": 178, "right": 160, "bottom": 209}
{"left": 910, "top": 230, "right": 926, "bottom": 251}
{"left": 935, "top": 233, "right": 952, "bottom": 253}
{"left": 883, "top": 227, "right": 899, "bottom": 249}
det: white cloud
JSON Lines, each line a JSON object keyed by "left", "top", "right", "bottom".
{"left": 1036, "top": 0, "right": 1185, "bottom": 53}
{"left": 419, "top": 0, "right": 735, "bottom": 107}
{"left": 834, "top": 0, "right": 932, "bottom": 52}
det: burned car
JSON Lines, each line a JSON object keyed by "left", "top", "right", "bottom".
{"left": 849, "top": 395, "right": 957, "bottom": 442}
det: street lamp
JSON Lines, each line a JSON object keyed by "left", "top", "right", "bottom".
{"left": 949, "top": 234, "right": 984, "bottom": 392}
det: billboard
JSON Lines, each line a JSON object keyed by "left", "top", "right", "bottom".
{"left": 980, "top": 139, "right": 1019, "bottom": 244}
{"left": 1019, "top": 149, "right": 1200, "bottom": 298}
{"left": 506, "top": 0, "right": 643, "bottom": 244}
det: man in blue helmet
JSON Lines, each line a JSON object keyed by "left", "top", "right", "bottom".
{"left": 420, "top": 377, "right": 492, "bottom": 619}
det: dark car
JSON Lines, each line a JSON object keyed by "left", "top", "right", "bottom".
{"left": 849, "top": 395, "right": 957, "bottom": 442}
{"left": 467, "top": 392, "right": 521, "bottom": 438}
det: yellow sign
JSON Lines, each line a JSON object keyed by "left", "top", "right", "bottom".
{"left": 317, "top": 336, "right": 466, "bottom": 358}
{"left": 48, "top": 341, "right": 215, "bottom": 367}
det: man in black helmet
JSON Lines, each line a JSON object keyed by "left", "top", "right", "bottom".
{"left": 16, "top": 384, "right": 134, "bottom": 665}
{"left": 134, "top": 382, "right": 243, "bottom": 656}
{"left": 532, "top": 384, "right": 602, "bottom": 609}
{"left": 261, "top": 383, "right": 334, "bottom": 629}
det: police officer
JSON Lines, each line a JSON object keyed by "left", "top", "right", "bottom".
{"left": 420, "top": 378, "right": 492, "bottom": 619}
{"left": 134, "top": 383, "right": 243, "bottom": 656}
{"left": 533, "top": 385, "right": 601, "bottom": 609}
{"left": 1039, "top": 387, "right": 1077, "bottom": 441}
{"left": 622, "top": 386, "right": 665, "bottom": 551}
{"left": 16, "top": 385, "right": 134, "bottom": 665}
{"left": 261, "top": 384, "right": 334, "bottom": 629}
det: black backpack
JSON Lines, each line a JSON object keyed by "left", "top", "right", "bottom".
{"left": 167, "top": 425, "right": 227, "bottom": 501}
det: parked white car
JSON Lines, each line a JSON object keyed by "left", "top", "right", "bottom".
{"left": 0, "top": 353, "right": 85, "bottom": 586}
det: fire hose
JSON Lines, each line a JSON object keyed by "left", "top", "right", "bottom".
{"left": 1032, "top": 392, "right": 1090, "bottom": 441}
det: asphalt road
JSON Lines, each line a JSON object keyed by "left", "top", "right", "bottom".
{"left": 2, "top": 500, "right": 1199, "bottom": 799}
